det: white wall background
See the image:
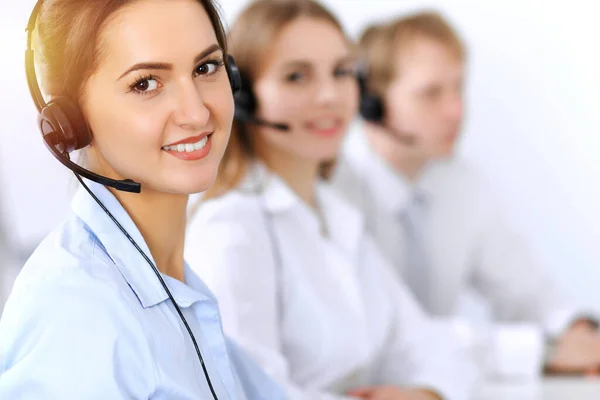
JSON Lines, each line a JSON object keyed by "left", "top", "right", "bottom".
{"left": 1, "top": 0, "right": 599, "bottom": 306}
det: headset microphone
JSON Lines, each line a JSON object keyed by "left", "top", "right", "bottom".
{"left": 357, "top": 64, "right": 418, "bottom": 147}
{"left": 234, "top": 107, "right": 290, "bottom": 131}
{"left": 381, "top": 126, "right": 417, "bottom": 147}
{"left": 233, "top": 72, "right": 291, "bottom": 132}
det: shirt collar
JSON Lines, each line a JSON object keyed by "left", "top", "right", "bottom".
{"left": 240, "top": 161, "right": 364, "bottom": 258}
{"left": 317, "top": 182, "right": 364, "bottom": 258}
{"left": 238, "top": 161, "right": 298, "bottom": 214}
{"left": 71, "top": 179, "right": 214, "bottom": 309}
{"left": 344, "top": 127, "right": 437, "bottom": 215}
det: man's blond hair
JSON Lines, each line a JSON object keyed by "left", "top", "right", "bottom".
{"left": 359, "top": 10, "right": 466, "bottom": 96}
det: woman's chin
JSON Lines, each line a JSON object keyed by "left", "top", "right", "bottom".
{"left": 148, "top": 172, "right": 217, "bottom": 196}
{"left": 181, "top": 176, "right": 218, "bottom": 195}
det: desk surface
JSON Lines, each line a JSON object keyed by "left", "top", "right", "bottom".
{"left": 476, "top": 378, "right": 600, "bottom": 400}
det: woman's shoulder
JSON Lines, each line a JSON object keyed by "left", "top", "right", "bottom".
{"left": 186, "top": 189, "right": 270, "bottom": 256}
{"left": 19, "top": 214, "right": 122, "bottom": 285}
{"left": 0, "top": 214, "right": 154, "bottom": 397}
{"left": 4, "top": 214, "right": 138, "bottom": 328}
{"left": 188, "top": 162, "right": 277, "bottom": 225}
{"left": 189, "top": 187, "right": 264, "bottom": 228}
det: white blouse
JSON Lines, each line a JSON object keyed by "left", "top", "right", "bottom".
{"left": 185, "top": 164, "right": 478, "bottom": 400}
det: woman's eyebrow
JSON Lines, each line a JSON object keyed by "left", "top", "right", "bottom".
{"left": 117, "top": 43, "right": 222, "bottom": 81}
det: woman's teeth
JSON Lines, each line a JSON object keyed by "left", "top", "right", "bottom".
{"left": 311, "top": 119, "right": 337, "bottom": 129}
{"left": 162, "top": 136, "right": 208, "bottom": 152}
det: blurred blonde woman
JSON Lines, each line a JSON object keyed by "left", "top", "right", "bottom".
{"left": 186, "top": 1, "right": 478, "bottom": 399}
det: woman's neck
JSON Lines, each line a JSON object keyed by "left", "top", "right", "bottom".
{"left": 113, "top": 189, "right": 189, "bottom": 282}
{"left": 86, "top": 149, "right": 188, "bottom": 282}
{"left": 257, "top": 145, "right": 320, "bottom": 209}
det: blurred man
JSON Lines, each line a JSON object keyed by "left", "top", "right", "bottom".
{"left": 332, "top": 10, "right": 600, "bottom": 377}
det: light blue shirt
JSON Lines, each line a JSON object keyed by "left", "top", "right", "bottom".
{"left": 0, "top": 180, "right": 285, "bottom": 400}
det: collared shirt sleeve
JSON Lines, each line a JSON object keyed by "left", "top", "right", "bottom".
{"left": 365, "top": 237, "right": 479, "bottom": 400}
{"left": 0, "top": 266, "right": 155, "bottom": 399}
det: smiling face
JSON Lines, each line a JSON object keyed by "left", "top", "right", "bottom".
{"left": 80, "top": 0, "right": 234, "bottom": 195}
{"left": 251, "top": 17, "right": 359, "bottom": 166}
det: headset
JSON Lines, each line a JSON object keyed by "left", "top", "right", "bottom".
{"left": 356, "top": 64, "right": 417, "bottom": 146}
{"left": 25, "top": 1, "right": 242, "bottom": 398}
{"left": 233, "top": 71, "right": 290, "bottom": 131}
{"left": 356, "top": 64, "right": 384, "bottom": 123}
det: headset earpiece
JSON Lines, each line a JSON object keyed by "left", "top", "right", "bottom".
{"left": 226, "top": 54, "right": 242, "bottom": 98}
{"left": 357, "top": 67, "right": 385, "bottom": 123}
{"left": 356, "top": 65, "right": 418, "bottom": 146}
{"left": 39, "top": 96, "right": 92, "bottom": 154}
{"left": 230, "top": 70, "right": 290, "bottom": 131}
{"left": 359, "top": 92, "right": 384, "bottom": 123}
{"left": 233, "top": 70, "right": 257, "bottom": 121}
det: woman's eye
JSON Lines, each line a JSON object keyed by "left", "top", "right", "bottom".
{"left": 195, "top": 60, "right": 223, "bottom": 76}
{"left": 334, "top": 68, "right": 354, "bottom": 78}
{"left": 196, "top": 64, "right": 214, "bottom": 75}
{"left": 287, "top": 72, "right": 305, "bottom": 82}
{"left": 133, "top": 78, "right": 158, "bottom": 93}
